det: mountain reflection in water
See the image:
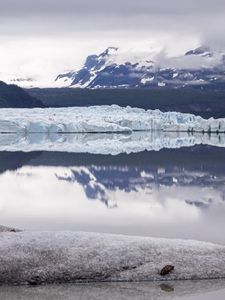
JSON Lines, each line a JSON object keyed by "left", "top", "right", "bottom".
{"left": 0, "top": 145, "right": 225, "bottom": 244}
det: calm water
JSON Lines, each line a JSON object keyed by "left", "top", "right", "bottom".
{"left": 1, "top": 143, "right": 225, "bottom": 299}
{"left": 1, "top": 281, "right": 225, "bottom": 300}
{"left": 1, "top": 145, "right": 225, "bottom": 244}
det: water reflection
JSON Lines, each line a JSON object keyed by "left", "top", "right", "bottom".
{"left": 0, "top": 131, "right": 224, "bottom": 154}
{"left": 0, "top": 280, "right": 225, "bottom": 300}
{"left": 0, "top": 146, "right": 225, "bottom": 243}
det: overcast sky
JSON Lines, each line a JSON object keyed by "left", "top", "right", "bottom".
{"left": 0, "top": 0, "right": 225, "bottom": 83}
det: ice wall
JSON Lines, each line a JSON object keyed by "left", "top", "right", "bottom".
{"left": 0, "top": 106, "right": 224, "bottom": 134}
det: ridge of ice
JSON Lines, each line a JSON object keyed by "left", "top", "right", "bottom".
{"left": 0, "top": 105, "right": 224, "bottom": 134}
{"left": 0, "top": 231, "right": 225, "bottom": 284}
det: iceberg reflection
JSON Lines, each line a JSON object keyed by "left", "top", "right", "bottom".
{"left": 0, "top": 131, "right": 224, "bottom": 154}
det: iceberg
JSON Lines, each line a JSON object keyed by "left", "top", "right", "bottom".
{"left": 0, "top": 105, "right": 224, "bottom": 134}
{"left": 1, "top": 231, "right": 225, "bottom": 284}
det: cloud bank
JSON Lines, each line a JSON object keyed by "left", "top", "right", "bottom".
{"left": 0, "top": 0, "right": 224, "bottom": 84}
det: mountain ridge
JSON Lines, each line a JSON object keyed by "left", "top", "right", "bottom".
{"left": 0, "top": 81, "right": 44, "bottom": 108}
{"left": 55, "top": 46, "right": 225, "bottom": 89}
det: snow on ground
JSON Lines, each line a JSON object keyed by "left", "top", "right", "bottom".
{"left": 0, "top": 105, "right": 224, "bottom": 134}
{"left": 0, "top": 231, "right": 225, "bottom": 285}
{"left": 0, "top": 131, "right": 224, "bottom": 154}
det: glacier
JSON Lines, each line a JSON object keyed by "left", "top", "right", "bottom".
{"left": 1, "top": 230, "right": 225, "bottom": 284}
{"left": 0, "top": 105, "right": 224, "bottom": 134}
{"left": 0, "top": 105, "right": 224, "bottom": 154}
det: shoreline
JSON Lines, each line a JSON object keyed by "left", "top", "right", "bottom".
{"left": 1, "top": 280, "right": 225, "bottom": 300}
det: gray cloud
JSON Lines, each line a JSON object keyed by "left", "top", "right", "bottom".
{"left": 0, "top": 0, "right": 225, "bottom": 82}
{"left": 1, "top": 0, "right": 225, "bottom": 16}
{"left": 0, "top": 0, "right": 225, "bottom": 47}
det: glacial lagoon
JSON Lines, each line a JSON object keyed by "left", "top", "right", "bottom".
{"left": 1, "top": 132, "right": 225, "bottom": 298}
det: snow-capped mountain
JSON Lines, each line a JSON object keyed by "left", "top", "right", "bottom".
{"left": 55, "top": 46, "right": 225, "bottom": 89}
{"left": 185, "top": 46, "right": 213, "bottom": 57}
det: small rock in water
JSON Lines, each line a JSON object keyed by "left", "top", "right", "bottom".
{"left": 160, "top": 265, "right": 175, "bottom": 276}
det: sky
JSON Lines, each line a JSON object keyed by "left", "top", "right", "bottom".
{"left": 0, "top": 0, "right": 225, "bottom": 84}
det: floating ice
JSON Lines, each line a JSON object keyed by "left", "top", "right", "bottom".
{"left": 0, "top": 105, "right": 224, "bottom": 134}
{"left": 0, "top": 231, "right": 225, "bottom": 284}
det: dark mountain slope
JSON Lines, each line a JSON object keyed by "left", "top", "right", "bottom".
{"left": 0, "top": 81, "right": 44, "bottom": 108}
{"left": 27, "top": 88, "right": 225, "bottom": 119}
